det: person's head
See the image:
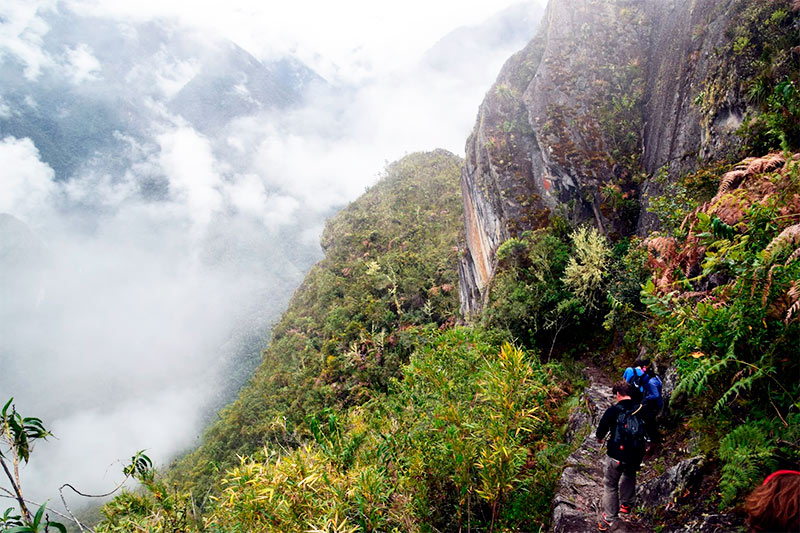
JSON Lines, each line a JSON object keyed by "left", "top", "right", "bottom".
{"left": 745, "top": 470, "right": 800, "bottom": 532}
{"left": 612, "top": 380, "right": 636, "bottom": 400}
{"left": 634, "top": 357, "right": 655, "bottom": 376}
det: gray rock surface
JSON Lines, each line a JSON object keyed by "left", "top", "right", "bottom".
{"left": 636, "top": 456, "right": 705, "bottom": 509}
{"left": 458, "top": 0, "right": 769, "bottom": 317}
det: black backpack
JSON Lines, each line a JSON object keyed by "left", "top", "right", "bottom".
{"left": 612, "top": 405, "right": 647, "bottom": 463}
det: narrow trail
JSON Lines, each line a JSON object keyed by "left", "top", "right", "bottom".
{"left": 549, "top": 363, "right": 743, "bottom": 532}
{"left": 551, "top": 364, "right": 652, "bottom": 533}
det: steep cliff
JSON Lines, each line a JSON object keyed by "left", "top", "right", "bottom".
{"left": 459, "top": 0, "right": 799, "bottom": 317}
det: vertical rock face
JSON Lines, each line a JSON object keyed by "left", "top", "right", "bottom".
{"left": 458, "top": 0, "right": 786, "bottom": 317}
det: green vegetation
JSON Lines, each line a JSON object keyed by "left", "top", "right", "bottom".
{"left": 699, "top": 0, "right": 800, "bottom": 156}
{"left": 642, "top": 151, "right": 800, "bottom": 508}
{"left": 483, "top": 226, "right": 615, "bottom": 358}
{"left": 202, "top": 334, "right": 569, "bottom": 532}
{"left": 1, "top": 399, "right": 66, "bottom": 533}
{"left": 3, "top": 148, "right": 798, "bottom": 531}
{"left": 87, "top": 147, "right": 793, "bottom": 531}
{"left": 77, "top": 149, "right": 580, "bottom": 532}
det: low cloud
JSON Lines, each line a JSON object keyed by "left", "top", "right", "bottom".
{"left": 158, "top": 126, "right": 224, "bottom": 235}
{"left": 64, "top": 43, "right": 101, "bottom": 84}
{"left": 0, "top": 137, "right": 56, "bottom": 223}
{"left": 0, "top": 124, "right": 309, "bottom": 506}
{"left": 0, "top": 0, "right": 56, "bottom": 79}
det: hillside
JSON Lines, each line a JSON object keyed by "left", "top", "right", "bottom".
{"left": 161, "top": 150, "right": 466, "bottom": 497}
{"left": 91, "top": 148, "right": 798, "bottom": 531}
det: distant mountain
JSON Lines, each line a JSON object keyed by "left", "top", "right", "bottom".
{"left": 0, "top": 8, "right": 322, "bottom": 179}
{"left": 423, "top": 2, "right": 545, "bottom": 79}
{"left": 169, "top": 49, "right": 321, "bottom": 133}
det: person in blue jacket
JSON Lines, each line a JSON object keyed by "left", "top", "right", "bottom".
{"left": 623, "top": 358, "right": 663, "bottom": 443}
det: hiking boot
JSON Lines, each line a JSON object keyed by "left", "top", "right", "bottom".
{"left": 619, "top": 504, "right": 632, "bottom": 520}
{"left": 598, "top": 512, "right": 616, "bottom": 531}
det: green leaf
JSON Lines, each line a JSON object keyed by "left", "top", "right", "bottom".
{"left": 32, "top": 503, "right": 46, "bottom": 528}
{"left": 1, "top": 398, "right": 12, "bottom": 419}
{"left": 46, "top": 521, "right": 68, "bottom": 533}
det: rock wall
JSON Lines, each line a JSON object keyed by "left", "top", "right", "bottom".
{"left": 458, "top": 0, "right": 773, "bottom": 317}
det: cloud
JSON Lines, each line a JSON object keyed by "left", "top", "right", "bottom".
{"left": 157, "top": 126, "right": 223, "bottom": 234}
{"left": 61, "top": 0, "right": 533, "bottom": 84}
{"left": 124, "top": 46, "right": 202, "bottom": 99}
{"left": 0, "top": 0, "right": 56, "bottom": 79}
{"left": 0, "top": 136, "right": 56, "bottom": 223}
{"left": 64, "top": 43, "right": 101, "bottom": 83}
{"left": 0, "top": 97, "right": 11, "bottom": 118}
{"left": 24, "top": 387, "right": 206, "bottom": 498}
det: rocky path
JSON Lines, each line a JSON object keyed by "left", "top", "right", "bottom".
{"left": 551, "top": 364, "right": 652, "bottom": 533}
{"left": 550, "top": 364, "right": 739, "bottom": 533}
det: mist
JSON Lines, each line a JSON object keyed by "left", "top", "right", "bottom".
{"left": 0, "top": 0, "right": 543, "bottom": 511}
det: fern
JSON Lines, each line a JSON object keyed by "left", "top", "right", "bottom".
{"left": 673, "top": 343, "right": 733, "bottom": 399}
{"left": 718, "top": 422, "right": 777, "bottom": 507}
{"left": 785, "top": 281, "right": 800, "bottom": 324}
{"left": 717, "top": 169, "right": 746, "bottom": 196}
{"left": 714, "top": 362, "right": 771, "bottom": 411}
{"left": 745, "top": 152, "right": 785, "bottom": 175}
{"left": 673, "top": 339, "right": 769, "bottom": 411}
{"left": 764, "top": 223, "right": 800, "bottom": 262}
{"left": 785, "top": 246, "right": 800, "bottom": 266}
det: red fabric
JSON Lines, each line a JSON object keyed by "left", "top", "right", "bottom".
{"left": 762, "top": 470, "right": 800, "bottom": 486}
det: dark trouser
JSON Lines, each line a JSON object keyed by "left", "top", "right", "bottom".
{"left": 641, "top": 400, "right": 662, "bottom": 443}
{"left": 603, "top": 456, "right": 636, "bottom": 520}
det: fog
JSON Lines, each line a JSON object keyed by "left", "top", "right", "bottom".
{"left": 0, "top": 0, "right": 543, "bottom": 512}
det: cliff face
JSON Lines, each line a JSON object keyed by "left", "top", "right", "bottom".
{"left": 458, "top": 0, "right": 795, "bottom": 317}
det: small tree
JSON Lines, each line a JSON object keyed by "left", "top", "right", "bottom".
{"left": 1, "top": 398, "right": 66, "bottom": 532}
{"left": 563, "top": 226, "right": 612, "bottom": 311}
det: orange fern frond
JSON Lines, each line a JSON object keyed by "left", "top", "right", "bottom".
{"left": 745, "top": 152, "right": 785, "bottom": 176}
{"left": 714, "top": 199, "right": 747, "bottom": 226}
{"left": 786, "top": 283, "right": 800, "bottom": 324}
{"left": 646, "top": 236, "right": 677, "bottom": 260}
{"left": 717, "top": 170, "right": 747, "bottom": 196}
{"left": 764, "top": 224, "right": 800, "bottom": 262}
{"left": 763, "top": 264, "right": 781, "bottom": 306}
{"left": 677, "top": 290, "right": 711, "bottom": 301}
{"left": 786, "top": 247, "right": 800, "bottom": 266}
{"left": 734, "top": 157, "right": 757, "bottom": 171}
{"left": 680, "top": 243, "right": 706, "bottom": 277}
{"left": 680, "top": 206, "right": 702, "bottom": 234}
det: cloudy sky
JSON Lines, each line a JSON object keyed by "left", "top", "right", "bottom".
{"left": 65, "top": 0, "right": 529, "bottom": 82}
{"left": 0, "top": 0, "right": 542, "bottom": 513}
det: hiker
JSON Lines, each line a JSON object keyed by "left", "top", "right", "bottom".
{"left": 623, "top": 358, "right": 663, "bottom": 443}
{"left": 745, "top": 470, "right": 800, "bottom": 532}
{"left": 622, "top": 362, "right": 644, "bottom": 402}
{"left": 596, "top": 380, "right": 647, "bottom": 531}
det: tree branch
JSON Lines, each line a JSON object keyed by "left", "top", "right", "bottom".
{"left": 0, "top": 492, "right": 72, "bottom": 523}
{"left": 0, "top": 455, "right": 30, "bottom": 522}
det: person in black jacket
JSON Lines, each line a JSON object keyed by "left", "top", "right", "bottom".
{"left": 596, "top": 380, "right": 646, "bottom": 530}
